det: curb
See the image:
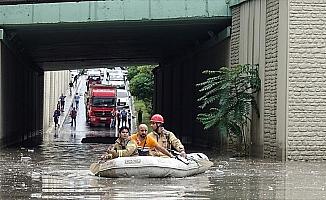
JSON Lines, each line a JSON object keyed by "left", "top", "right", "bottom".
{"left": 46, "top": 76, "right": 83, "bottom": 134}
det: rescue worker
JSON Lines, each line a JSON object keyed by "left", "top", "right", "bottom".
{"left": 101, "top": 126, "right": 137, "bottom": 160}
{"left": 148, "top": 114, "right": 186, "bottom": 158}
{"left": 130, "top": 124, "right": 174, "bottom": 158}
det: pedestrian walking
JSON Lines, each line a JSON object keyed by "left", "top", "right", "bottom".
{"left": 59, "top": 93, "right": 66, "bottom": 111}
{"left": 56, "top": 100, "right": 61, "bottom": 111}
{"left": 69, "top": 81, "right": 74, "bottom": 96}
{"left": 138, "top": 108, "right": 143, "bottom": 125}
{"left": 127, "top": 110, "right": 132, "bottom": 129}
{"left": 110, "top": 111, "right": 116, "bottom": 128}
{"left": 121, "top": 108, "right": 127, "bottom": 127}
{"left": 73, "top": 75, "right": 78, "bottom": 86}
{"left": 116, "top": 110, "right": 121, "bottom": 128}
{"left": 70, "top": 107, "right": 77, "bottom": 126}
{"left": 74, "top": 93, "right": 80, "bottom": 109}
{"left": 53, "top": 108, "right": 61, "bottom": 129}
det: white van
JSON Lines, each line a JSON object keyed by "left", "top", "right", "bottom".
{"left": 117, "top": 89, "right": 129, "bottom": 107}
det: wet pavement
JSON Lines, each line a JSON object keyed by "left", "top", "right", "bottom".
{"left": 1, "top": 77, "right": 326, "bottom": 199}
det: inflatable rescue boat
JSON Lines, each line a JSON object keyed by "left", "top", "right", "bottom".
{"left": 90, "top": 153, "right": 213, "bottom": 178}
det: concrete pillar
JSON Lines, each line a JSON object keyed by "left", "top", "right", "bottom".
{"left": 43, "top": 72, "right": 50, "bottom": 130}
{"left": 183, "top": 59, "right": 194, "bottom": 145}
{"left": 0, "top": 39, "right": 3, "bottom": 142}
{"left": 0, "top": 34, "right": 44, "bottom": 146}
{"left": 276, "top": 0, "right": 288, "bottom": 161}
{"left": 154, "top": 37, "right": 230, "bottom": 149}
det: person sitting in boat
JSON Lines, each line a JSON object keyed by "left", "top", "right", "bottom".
{"left": 148, "top": 114, "right": 187, "bottom": 158}
{"left": 101, "top": 126, "right": 137, "bottom": 159}
{"left": 130, "top": 124, "right": 174, "bottom": 158}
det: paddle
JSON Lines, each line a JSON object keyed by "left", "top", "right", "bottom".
{"left": 170, "top": 150, "right": 190, "bottom": 164}
{"left": 175, "top": 155, "right": 190, "bottom": 165}
{"left": 89, "top": 162, "right": 101, "bottom": 175}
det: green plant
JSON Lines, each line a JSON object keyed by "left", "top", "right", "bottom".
{"left": 127, "top": 66, "right": 141, "bottom": 81}
{"left": 128, "top": 65, "right": 154, "bottom": 111}
{"left": 133, "top": 99, "right": 152, "bottom": 131}
{"left": 196, "top": 64, "right": 261, "bottom": 148}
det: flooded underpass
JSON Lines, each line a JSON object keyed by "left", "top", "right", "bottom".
{"left": 1, "top": 130, "right": 326, "bottom": 200}
{"left": 1, "top": 77, "right": 326, "bottom": 200}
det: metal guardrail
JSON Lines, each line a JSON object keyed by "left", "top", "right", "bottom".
{"left": 0, "top": 0, "right": 92, "bottom": 5}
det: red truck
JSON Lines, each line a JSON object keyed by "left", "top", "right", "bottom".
{"left": 86, "top": 84, "right": 117, "bottom": 127}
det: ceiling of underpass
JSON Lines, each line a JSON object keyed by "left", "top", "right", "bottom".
{"left": 2, "top": 17, "right": 231, "bottom": 71}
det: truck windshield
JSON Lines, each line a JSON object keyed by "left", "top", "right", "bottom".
{"left": 92, "top": 97, "right": 116, "bottom": 107}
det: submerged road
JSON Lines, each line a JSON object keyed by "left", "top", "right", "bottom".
{"left": 1, "top": 77, "right": 326, "bottom": 199}
{"left": 1, "top": 137, "right": 326, "bottom": 199}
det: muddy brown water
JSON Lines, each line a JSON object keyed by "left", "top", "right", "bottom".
{"left": 1, "top": 129, "right": 326, "bottom": 200}
{"left": 2, "top": 77, "right": 325, "bottom": 199}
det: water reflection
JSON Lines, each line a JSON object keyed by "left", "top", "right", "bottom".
{"left": 88, "top": 175, "right": 211, "bottom": 199}
{"left": 4, "top": 76, "right": 326, "bottom": 199}
{"left": 2, "top": 138, "right": 326, "bottom": 199}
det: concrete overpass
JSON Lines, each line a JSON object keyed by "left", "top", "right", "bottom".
{"left": 0, "top": 0, "right": 231, "bottom": 148}
{"left": 0, "top": 0, "right": 230, "bottom": 70}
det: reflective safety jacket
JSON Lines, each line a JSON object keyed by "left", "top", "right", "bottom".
{"left": 109, "top": 138, "right": 138, "bottom": 158}
{"left": 148, "top": 130, "right": 184, "bottom": 157}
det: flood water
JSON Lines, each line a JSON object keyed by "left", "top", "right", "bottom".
{"left": 1, "top": 76, "right": 326, "bottom": 199}
{"left": 1, "top": 129, "right": 326, "bottom": 200}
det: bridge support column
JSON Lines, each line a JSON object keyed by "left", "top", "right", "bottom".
{"left": 0, "top": 30, "right": 3, "bottom": 143}
{"left": 154, "top": 38, "right": 230, "bottom": 149}
{"left": 0, "top": 29, "right": 44, "bottom": 147}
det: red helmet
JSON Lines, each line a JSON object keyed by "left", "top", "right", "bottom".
{"left": 150, "top": 114, "right": 164, "bottom": 123}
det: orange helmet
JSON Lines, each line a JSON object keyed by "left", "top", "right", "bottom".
{"left": 150, "top": 114, "right": 164, "bottom": 123}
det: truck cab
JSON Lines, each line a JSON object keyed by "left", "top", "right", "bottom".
{"left": 86, "top": 84, "right": 117, "bottom": 127}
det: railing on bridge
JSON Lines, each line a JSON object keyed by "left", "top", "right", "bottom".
{"left": 0, "top": 0, "right": 92, "bottom": 5}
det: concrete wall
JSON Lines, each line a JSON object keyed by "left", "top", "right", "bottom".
{"left": 230, "top": 5, "right": 240, "bottom": 65}
{"left": 263, "top": 0, "right": 280, "bottom": 159}
{"left": 287, "top": 0, "right": 326, "bottom": 161}
{"left": 231, "top": 0, "right": 326, "bottom": 161}
{"left": 0, "top": 40, "right": 43, "bottom": 146}
{"left": 231, "top": 0, "right": 272, "bottom": 158}
{"left": 154, "top": 38, "right": 230, "bottom": 149}
{"left": 0, "top": 36, "right": 69, "bottom": 146}
{"left": 43, "top": 71, "right": 70, "bottom": 132}
{"left": 0, "top": 39, "right": 2, "bottom": 144}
